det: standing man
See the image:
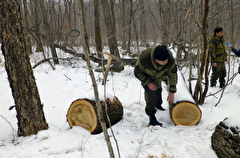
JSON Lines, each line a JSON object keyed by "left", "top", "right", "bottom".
{"left": 134, "top": 45, "right": 177, "bottom": 127}
{"left": 209, "top": 27, "right": 227, "bottom": 88}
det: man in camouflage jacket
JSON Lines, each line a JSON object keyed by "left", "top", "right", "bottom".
{"left": 134, "top": 45, "right": 177, "bottom": 127}
{"left": 209, "top": 27, "right": 227, "bottom": 88}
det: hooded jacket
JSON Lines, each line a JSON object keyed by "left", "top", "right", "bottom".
{"left": 209, "top": 34, "right": 227, "bottom": 63}
{"left": 134, "top": 46, "right": 177, "bottom": 93}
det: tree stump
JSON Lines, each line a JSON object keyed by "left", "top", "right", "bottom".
{"left": 66, "top": 96, "right": 123, "bottom": 134}
{"left": 169, "top": 101, "right": 201, "bottom": 126}
{"left": 211, "top": 117, "right": 240, "bottom": 158}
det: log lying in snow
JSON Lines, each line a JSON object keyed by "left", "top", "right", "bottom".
{"left": 169, "top": 71, "right": 202, "bottom": 126}
{"left": 66, "top": 96, "right": 123, "bottom": 134}
{"left": 170, "top": 101, "right": 201, "bottom": 126}
{"left": 211, "top": 117, "right": 240, "bottom": 158}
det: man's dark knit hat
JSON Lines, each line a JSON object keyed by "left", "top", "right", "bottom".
{"left": 214, "top": 27, "right": 223, "bottom": 34}
{"left": 154, "top": 45, "right": 169, "bottom": 61}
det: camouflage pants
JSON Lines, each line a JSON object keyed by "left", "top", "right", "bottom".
{"left": 143, "top": 85, "right": 162, "bottom": 116}
{"left": 210, "top": 62, "right": 226, "bottom": 85}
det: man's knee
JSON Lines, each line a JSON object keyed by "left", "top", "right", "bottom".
{"left": 220, "top": 69, "right": 226, "bottom": 78}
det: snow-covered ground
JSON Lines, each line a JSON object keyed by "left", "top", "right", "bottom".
{"left": 1, "top": 47, "right": 240, "bottom": 158}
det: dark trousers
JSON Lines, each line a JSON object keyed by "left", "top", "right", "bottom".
{"left": 210, "top": 62, "right": 226, "bottom": 85}
{"left": 143, "top": 85, "right": 162, "bottom": 116}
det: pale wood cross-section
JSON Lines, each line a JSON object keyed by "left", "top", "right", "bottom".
{"left": 170, "top": 101, "right": 202, "bottom": 126}
{"left": 66, "top": 96, "right": 123, "bottom": 134}
{"left": 67, "top": 99, "right": 98, "bottom": 133}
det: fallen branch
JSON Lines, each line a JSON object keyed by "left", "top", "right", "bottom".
{"left": 55, "top": 44, "right": 137, "bottom": 67}
{"left": 32, "top": 57, "right": 75, "bottom": 69}
{"left": 214, "top": 72, "right": 239, "bottom": 107}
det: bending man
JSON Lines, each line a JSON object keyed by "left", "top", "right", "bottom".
{"left": 134, "top": 45, "right": 177, "bottom": 127}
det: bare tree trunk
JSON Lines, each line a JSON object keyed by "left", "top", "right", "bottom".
{"left": 39, "top": 0, "right": 59, "bottom": 65}
{"left": 158, "top": 0, "right": 171, "bottom": 45}
{"left": 73, "top": 0, "right": 77, "bottom": 28}
{"left": 201, "top": 0, "right": 210, "bottom": 104}
{"left": 132, "top": 3, "right": 139, "bottom": 51}
{"left": 193, "top": 0, "right": 209, "bottom": 104}
{"left": 188, "top": 0, "right": 193, "bottom": 95}
{"left": 121, "top": 0, "right": 127, "bottom": 50}
{"left": 94, "top": 0, "right": 103, "bottom": 58}
{"left": 77, "top": 0, "right": 115, "bottom": 157}
{"left": 33, "top": 0, "right": 43, "bottom": 52}
{"left": 78, "top": 0, "right": 90, "bottom": 54}
{"left": 127, "top": 0, "right": 133, "bottom": 52}
{"left": 68, "top": 0, "right": 72, "bottom": 27}
{"left": 101, "top": 0, "right": 120, "bottom": 58}
{"left": 193, "top": 0, "right": 204, "bottom": 104}
{"left": 140, "top": 0, "right": 148, "bottom": 47}
{"left": 22, "top": 0, "right": 33, "bottom": 55}
{"left": 0, "top": 0, "right": 48, "bottom": 136}
{"left": 230, "top": 0, "right": 234, "bottom": 44}
{"left": 130, "top": 1, "right": 138, "bottom": 45}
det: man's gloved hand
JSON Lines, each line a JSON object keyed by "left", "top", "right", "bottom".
{"left": 226, "top": 42, "right": 232, "bottom": 48}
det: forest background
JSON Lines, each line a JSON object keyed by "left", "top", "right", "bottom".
{"left": 14, "top": 0, "right": 240, "bottom": 104}
{"left": 17, "top": 0, "right": 240, "bottom": 55}
{"left": 1, "top": 0, "right": 240, "bottom": 157}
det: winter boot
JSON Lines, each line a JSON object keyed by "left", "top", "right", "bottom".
{"left": 155, "top": 104, "right": 166, "bottom": 111}
{"left": 149, "top": 115, "right": 163, "bottom": 127}
{"left": 210, "top": 82, "right": 216, "bottom": 87}
{"left": 220, "top": 83, "right": 225, "bottom": 88}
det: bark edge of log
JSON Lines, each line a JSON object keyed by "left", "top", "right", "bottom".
{"left": 211, "top": 117, "right": 240, "bottom": 158}
{"left": 66, "top": 96, "right": 123, "bottom": 134}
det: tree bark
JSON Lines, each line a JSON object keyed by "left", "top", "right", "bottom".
{"left": 201, "top": 0, "right": 210, "bottom": 104}
{"left": 22, "top": 0, "right": 33, "bottom": 55}
{"left": 100, "top": 0, "right": 120, "bottom": 58}
{"left": 211, "top": 118, "right": 240, "bottom": 158}
{"left": 140, "top": 0, "right": 148, "bottom": 47}
{"left": 78, "top": 0, "right": 116, "bottom": 157}
{"left": 67, "top": 97, "right": 123, "bottom": 134}
{"left": 158, "top": 0, "right": 171, "bottom": 46}
{"left": 127, "top": 0, "right": 133, "bottom": 52}
{"left": 52, "top": 44, "right": 137, "bottom": 68}
{"left": 121, "top": 0, "right": 127, "bottom": 50}
{"left": 94, "top": 0, "right": 103, "bottom": 58}
{"left": 39, "top": 0, "right": 59, "bottom": 65}
{"left": 33, "top": 0, "right": 43, "bottom": 52}
{"left": 193, "top": 0, "right": 209, "bottom": 104}
{"left": 0, "top": 0, "right": 48, "bottom": 136}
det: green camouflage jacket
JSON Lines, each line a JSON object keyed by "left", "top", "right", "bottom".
{"left": 134, "top": 46, "right": 177, "bottom": 93}
{"left": 209, "top": 35, "right": 227, "bottom": 63}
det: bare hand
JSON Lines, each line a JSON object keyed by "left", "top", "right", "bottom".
{"left": 147, "top": 82, "right": 157, "bottom": 91}
{"left": 167, "top": 93, "right": 174, "bottom": 103}
{"left": 212, "top": 62, "right": 217, "bottom": 67}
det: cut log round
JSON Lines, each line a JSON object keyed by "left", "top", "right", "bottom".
{"left": 168, "top": 71, "right": 202, "bottom": 126}
{"left": 170, "top": 101, "right": 202, "bottom": 126}
{"left": 66, "top": 96, "right": 123, "bottom": 134}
